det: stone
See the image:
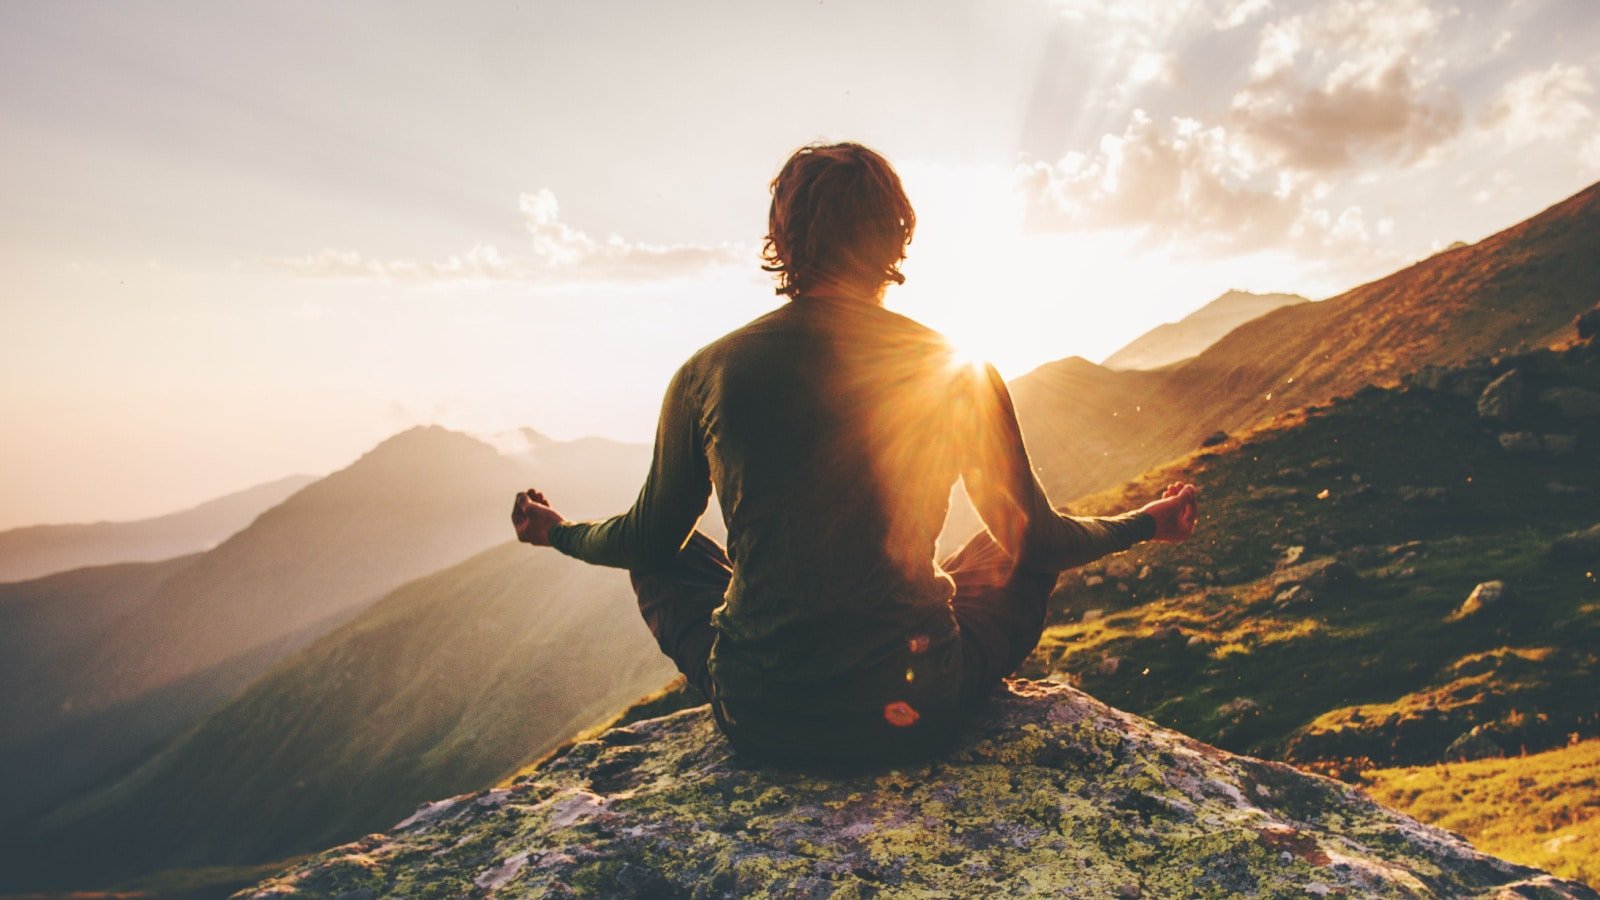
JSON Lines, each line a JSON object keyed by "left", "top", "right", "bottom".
{"left": 1550, "top": 524, "right": 1600, "bottom": 562}
{"left": 241, "top": 680, "right": 1598, "bottom": 898}
{"left": 1279, "top": 545, "right": 1306, "bottom": 566}
{"left": 1082, "top": 608, "right": 1105, "bottom": 623}
{"left": 1497, "top": 432, "right": 1542, "bottom": 456}
{"left": 1272, "top": 557, "right": 1358, "bottom": 593}
{"left": 1099, "top": 655, "right": 1123, "bottom": 675}
{"left": 1542, "top": 386, "right": 1600, "bottom": 419}
{"left": 1201, "top": 430, "right": 1229, "bottom": 447}
{"left": 1085, "top": 575, "right": 1106, "bottom": 587}
{"left": 1397, "top": 485, "right": 1449, "bottom": 503}
{"left": 1542, "top": 434, "right": 1578, "bottom": 457}
{"left": 1476, "top": 369, "right": 1524, "bottom": 420}
{"left": 1249, "top": 485, "right": 1299, "bottom": 504}
{"left": 1457, "top": 580, "right": 1510, "bottom": 616}
{"left": 1274, "top": 585, "right": 1313, "bottom": 607}
{"left": 1445, "top": 727, "right": 1505, "bottom": 762}
{"left": 1137, "top": 565, "right": 1152, "bottom": 581}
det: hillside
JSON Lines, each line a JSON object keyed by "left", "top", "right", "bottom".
{"left": 1101, "top": 290, "right": 1308, "bottom": 371}
{"left": 0, "top": 426, "right": 651, "bottom": 831}
{"left": 3, "top": 542, "right": 675, "bottom": 892}
{"left": 1012, "top": 179, "right": 1600, "bottom": 505}
{"left": 0, "top": 474, "right": 315, "bottom": 583}
{"left": 1025, "top": 339, "right": 1598, "bottom": 780}
{"left": 1362, "top": 738, "right": 1600, "bottom": 887}
{"left": 241, "top": 679, "right": 1595, "bottom": 898}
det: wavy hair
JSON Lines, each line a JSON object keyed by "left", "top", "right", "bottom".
{"left": 761, "top": 142, "right": 916, "bottom": 299}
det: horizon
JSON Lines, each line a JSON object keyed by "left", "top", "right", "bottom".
{"left": 3, "top": 0, "right": 1599, "bottom": 529}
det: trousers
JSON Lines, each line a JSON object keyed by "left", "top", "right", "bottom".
{"left": 630, "top": 526, "right": 1057, "bottom": 767}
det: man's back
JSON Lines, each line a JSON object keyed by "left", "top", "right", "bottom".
{"left": 691, "top": 295, "right": 972, "bottom": 705}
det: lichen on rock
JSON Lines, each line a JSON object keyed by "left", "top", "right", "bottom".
{"left": 239, "top": 680, "right": 1596, "bottom": 899}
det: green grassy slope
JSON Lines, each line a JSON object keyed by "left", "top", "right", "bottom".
{"left": 1361, "top": 738, "right": 1600, "bottom": 887}
{"left": 4, "top": 542, "right": 675, "bottom": 891}
{"left": 1025, "top": 343, "right": 1598, "bottom": 779}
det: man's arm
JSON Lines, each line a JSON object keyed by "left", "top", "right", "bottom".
{"left": 959, "top": 363, "right": 1190, "bottom": 572}
{"left": 532, "top": 363, "right": 713, "bottom": 571}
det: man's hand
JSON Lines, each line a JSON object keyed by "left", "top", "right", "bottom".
{"left": 1138, "top": 482, "right": 1199, "bottom": 544}
{"left": 511, "top": 487, "right": 565, "bottom": 546}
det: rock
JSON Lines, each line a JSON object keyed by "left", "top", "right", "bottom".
{"left": 1085, "top": 575, "right": 1106, "bottom": 587}
{"left": 1272, "top": 557, "right": 1358, "bottom": 593}
{"left": 1217, "top": 696, "right": 1261, "bottom": 722}
{"left": 1099, "top": 655, "right": 1123, "bottom": 675}
{"left": 1476, "top": 369, "right": 1524, "bottom": 420}
{"left": 1201, "top": 430, "right": 1229, "bottom": 447}
{"left": 1458, "top": 580, "right": 1510, "bottom": 616}
{"left": 1279, "top": 545, "right": 1306, "bottom": 566}
{"left": 1542, "top": 386, "right": 1600, "bottom": 419}
{"left": 1150, "top": 625, "right": 1183, "bottom": 642}
{"left": 1577, "top": 303, "right": 1600, "bottom": 341}
{"left": 1249, "top": 485, "right": 1299, "bottom": 504}
{"left": 238, "top": 679, "right": 1597, "bottom": 899}
{"left": 1273, "top": 584, "right": 1313, "bottom": 607}
{"left": 1445, "top": 726, "right": 1505, "bottom": 762}
{"left": 1185, "top": 634, "right": 1209, "bottom": 649}
{"left": 1082, "top": 608, "right": 1105, "bottom": 623}
{"left": 1550, "top": 524, "right": 1600, "bottom": 562}
{"left": 1541, "top": 434, "right": 1578, "bottom": 457}
{"left": 1308, "top": 457, "right": 1348, "bottom": 474}
{"left": 1497, "top": 432, "right": 1542, "bottom": 456}
{"left": 1105, "top": 560, "right": 1136, "bottom": 580}
{"left": 1137, "top": 565, "right": 1152, "bottom": 581}
{"left": 1397, "top": 485, "right": 1450, "bottom": 503}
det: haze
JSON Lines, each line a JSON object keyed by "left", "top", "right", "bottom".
{"left": 2, "top": 0, "right": 1598, "bottom": 529}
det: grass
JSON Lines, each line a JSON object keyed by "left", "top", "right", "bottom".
{"left": 1024, "top": 343, "right": 1600, "bottom": 774}
{"left": 1361, "top": 738, "right": 1600, "bottom": 888}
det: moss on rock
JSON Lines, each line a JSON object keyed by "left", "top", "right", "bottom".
{"left": 239, "top": 680, "right": 1595, "bottom": 899}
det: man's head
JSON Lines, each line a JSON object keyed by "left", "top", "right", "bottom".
{"left": 761, "top": 142, "right": 916, "bottom": 301}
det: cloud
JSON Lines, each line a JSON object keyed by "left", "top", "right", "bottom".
{"left": 270, "top": 190, "right": 746, "bottom": 287}
{"left": 1229, "top": 0, "right": 1463, "bottom": 170}
{"left": 1481, "top": 64, "right": 1594, "bottom": 145}
{"left": 1019, "top": 109, "right": 1388, "bottom": 261}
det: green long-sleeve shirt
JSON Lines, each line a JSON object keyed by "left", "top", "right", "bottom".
{"left": 550, "top": 295, "right": 1153, "bottom": 704}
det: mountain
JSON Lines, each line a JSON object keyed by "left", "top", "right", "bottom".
{"left": 1023, "top": 337, "right": 1599, "bottom": 781}
{"left": 239, "top": 679, "right": 1596, "bottom": 898}
{"left": 0, "top": 474, "right": 316, "bottom": 583}
{"left": 1101, "top": 290, "right": 1308, "bottom": 371}
{"left": 5, "top": 541, "right": 675, "bottom": 891}
{"left": 1011, "top": 179, "right": 1600, "bottom": 506}
{"left": 0, "top": 425, "right": 651, "bottom": 829}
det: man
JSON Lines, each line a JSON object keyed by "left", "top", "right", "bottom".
{"left": 513, "top": 142, "right": 1198, "bottom": 766}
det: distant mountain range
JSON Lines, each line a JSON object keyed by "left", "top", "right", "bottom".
{"left": 0, "top": 426, "right": 650, "bottom": 829}
{"left": 0, "top": 474, "right": 316, "bottom": 583}
{"left": 11, "top": 542, "right": 676, "bottom": 888}
{"left": 1101, "top": 290, "right": 1308, "bottom": 371}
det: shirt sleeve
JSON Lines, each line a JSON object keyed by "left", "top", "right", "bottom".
{"left": 959, "top": 362, "right": 1154, "bottom": 572}
{"left": 547, "top": 361, "right": 713, "bottom": 570}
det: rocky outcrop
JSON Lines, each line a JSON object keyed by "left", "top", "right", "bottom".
{"left": 239, "top": 681, "right": 1595, "bottom": 899}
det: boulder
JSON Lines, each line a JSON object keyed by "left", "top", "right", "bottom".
{"left": 1272, "top": 558, "right": 1358, "bottom": 593}
{"left": 1541, "top": 386, "right": 1600, "bottom": 419}
{"left": 1457, "top": 580, "right": 1510, "bottom": 616}
{"left": 1444, "top": 726, "right": 1505, "bottom": 762}
{"left": 1201, "top": 430, "right": 1229, "bottom": 447}
{"left": 1497, "top": 432, "right": 1542, "bottom": 456}
{"left": 1550, "top": 524, "right": 1600, "bottom": 562}
{"left": 1476, "top": 369, "right": 1524, "bottom": 420}
{"left": 237, "top": 680, "right": 1597, "bottom": 899}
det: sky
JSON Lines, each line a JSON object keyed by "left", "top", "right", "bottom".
{"left": 2, "top": 0, "right": 1598, "bottom": 529}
